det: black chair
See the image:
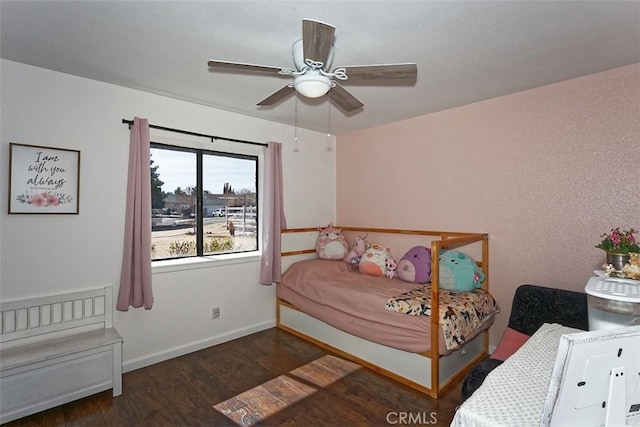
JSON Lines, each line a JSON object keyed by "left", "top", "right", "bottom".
{"left": 461, "top": 284, "right": 588, "bottom": 400}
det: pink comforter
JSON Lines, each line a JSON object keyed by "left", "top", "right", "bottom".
{"left": 278, "top": 259, "right": 494, "bottom": 354}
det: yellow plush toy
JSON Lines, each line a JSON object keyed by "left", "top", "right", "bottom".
{"left": 622, "top": 252, "right": 640, "bottom": 280}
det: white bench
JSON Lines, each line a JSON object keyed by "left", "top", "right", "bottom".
{"left": 0, "top": 285, "right": 122, "bottom": 424}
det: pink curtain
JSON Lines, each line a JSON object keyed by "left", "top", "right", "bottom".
{"left": 117, "top": 117, "right": 153, "bottom": 310}
{"left": 260, "top": 142, "right": 287, "bottom": 285}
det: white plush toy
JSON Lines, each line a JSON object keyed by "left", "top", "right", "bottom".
{"left": 386, "top": 258, "right": 398, "bottom": 279}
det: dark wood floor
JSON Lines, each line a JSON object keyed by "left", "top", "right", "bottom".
{"left": 6, "top": 328, "right": 466, "bottom": 426}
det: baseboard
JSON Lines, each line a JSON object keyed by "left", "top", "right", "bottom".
{"left": 122, "top": 320, "right": 276, "bottom": 373}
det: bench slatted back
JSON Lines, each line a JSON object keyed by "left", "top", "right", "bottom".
{"left": 0, "top": 286, "right": 113, "bottom": 345}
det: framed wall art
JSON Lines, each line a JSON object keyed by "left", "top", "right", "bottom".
{"left": 8, "top": 143, "right": 81, "bottom": 214}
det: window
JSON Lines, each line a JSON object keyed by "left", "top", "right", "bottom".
{"left": 150, "top": 143, "right": 258, "bottom": 261}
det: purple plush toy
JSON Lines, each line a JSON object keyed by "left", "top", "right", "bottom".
{"left": 397, "top": 246, "right": 432, "bottom": 283}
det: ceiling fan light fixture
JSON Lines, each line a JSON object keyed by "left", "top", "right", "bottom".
{"left": 294, "top": 74, "right": 331, "bottom": 98}
{"left": 208, "top": 19, "right": 416, "bottom": 112}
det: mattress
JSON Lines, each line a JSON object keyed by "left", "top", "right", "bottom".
{"left": 277, "top": 259, "right": 496, "bottom": 355}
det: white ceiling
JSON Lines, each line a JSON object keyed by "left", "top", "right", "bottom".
{"left": 1, "top": 1, "right": 639, "bottom": 135}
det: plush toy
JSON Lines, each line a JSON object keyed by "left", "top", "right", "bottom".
{"left": 622, "top": 252, "right": 640, "bottom": 280}
{"left": 316, "top": 223, "right": 349, "bottom": 260}
{"left": 397, "top": 246, "right": 432, "bottom": 283}
{"left": 438, "top": 250, "right": 485, "bottom": 292}
{"left": 359, "top": 244, "right": 393, "bottom": 276}
{"left": 385, "top": 258, "right": 398, "bottom": 279}
{"left": 343, "top": 234, "right": 368, "bottom": 267}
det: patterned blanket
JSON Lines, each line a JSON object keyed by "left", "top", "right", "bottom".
{"left": 385, "top": 286, "right": 499, "bottom": 350}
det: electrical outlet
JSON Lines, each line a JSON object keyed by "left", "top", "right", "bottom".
{"left": 212, "top": 306, "right": 221, "bottom": 319}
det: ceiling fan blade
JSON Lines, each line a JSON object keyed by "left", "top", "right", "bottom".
{"left": 257, "top": 84, "right": 295, "bottom": 106}
{"left": 302, "top": 19, "right": 335, "bottom": 65}
{"left": 329, "top": 82, "right": 364, "bottom": 113}
{"left": 341, "top": 63, "right": 417, "bottom": 81}
{"left": 208, "top": 60, "right": 285, "bottom": 75}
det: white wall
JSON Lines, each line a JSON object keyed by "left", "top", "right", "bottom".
{"left": 0, "top": 59, "right": 336, "bottom": 370}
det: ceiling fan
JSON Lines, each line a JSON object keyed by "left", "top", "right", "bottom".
{"left": 207, "top": 19, "right": 417, "bottom": 113}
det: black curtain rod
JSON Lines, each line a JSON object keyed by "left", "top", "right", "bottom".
{"left": 121, "top": 119, "right": 267, "bottom": 147}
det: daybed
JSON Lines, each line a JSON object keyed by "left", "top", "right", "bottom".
{"left": 277, "top": 226, "right": 497, "bottom": 398}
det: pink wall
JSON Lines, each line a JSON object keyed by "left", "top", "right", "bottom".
{"left": 336, "top": 64, "right": 640, "bottom": 346}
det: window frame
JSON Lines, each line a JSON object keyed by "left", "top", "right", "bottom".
{"left": 150, "top": 140, "right": 260, "bottom": 266}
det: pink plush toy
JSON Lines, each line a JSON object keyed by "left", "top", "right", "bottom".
{"left": 316, "top": 223, "right": 349, "bottom": 260}
{"left": 385, "top": 258, "right": 398, "bottom": 279}
{"left": 343, "top": 234, "right": 368, "bottom": 267}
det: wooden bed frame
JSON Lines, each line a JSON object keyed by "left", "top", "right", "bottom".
{"left": 277, "top": 226, "right": 490, "bottom": 399}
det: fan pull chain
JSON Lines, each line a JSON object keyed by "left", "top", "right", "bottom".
{"left": 327, "top": 93, "right": 332, "bottom": 137}
{"left": 326, "top": 92, "right": 333, "bottom": 152}
{"left": 293, "top": 95, "right": 299, "bottom": 153}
